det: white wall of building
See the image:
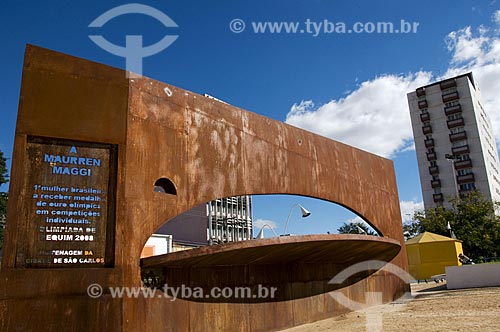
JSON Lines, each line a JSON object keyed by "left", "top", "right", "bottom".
{"left": 142, "top": 234, "right": 172, "bottom": 257}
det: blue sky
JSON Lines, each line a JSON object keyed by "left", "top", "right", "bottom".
{"left": 2, "top": 0, "right": 500, "bottom": 236}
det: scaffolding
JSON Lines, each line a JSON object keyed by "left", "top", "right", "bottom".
{"left": 208, "top": 196, "right": 252, "bottom": 245}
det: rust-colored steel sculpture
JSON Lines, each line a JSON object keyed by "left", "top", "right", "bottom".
{"left": 142, "top": 234, "right": 402, "bottom": 302}
{"left": 0, "top": 45, "right": 408, "bottom": 332}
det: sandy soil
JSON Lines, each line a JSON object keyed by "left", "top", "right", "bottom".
{"left": 281, "top": 283, "right": 500, "bottom": 332}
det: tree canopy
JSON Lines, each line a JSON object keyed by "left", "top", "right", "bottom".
{"left": 0, "top": 192, "right": 6, "bottom": 250}
{"left": 0, "top": 149, "right": 7, "bottom": 186}
{"left": 0, "top": 149, "right": 8, "bottom": 251}
{"left": 337, "top": 221, "right": 377, "bottom": 236}
{"left": 407, "top": 190, "right": 500, "bottom": 262}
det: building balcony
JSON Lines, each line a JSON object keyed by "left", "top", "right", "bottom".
{"left": 447, "top": 117, "right": 465, "bottom": 129}
{"left": 422, "top": 125, "right": 432, "bottom": 135}
{"left": 444, "top": 104, "right": 462, "bottom": 116}
{"left": 424, "top": 138, "right": 434, "bottom": 148}
{"left": 431, "top": 179, "right": 441, "bottom": 188}
{"left": 452, "top": 145, "right": 470, "bottom": 155}
{"left": 457, "top": 173, "right": 475, "bottom": 185}
{"left": 449, "top": 131, "right": 467, "bottom": 142}
{"left": 459, "top": 187, "right": 476, "bottom": 195}
{"left": 433, "top": 193, "right": 444, "bottom": 202}
{"left": 442, "top": 91, "right": 459, "bottom": 103}
{"left": 429, "top": 165, "right": 439, "bottom": 175}
{"left": 416, "top": 87, "right": 426, "bottom": 97}
{"left": 418, "top": 100, "right": 428, "bottom": 109}
{"left": 454, "top": 159, "right": 472, "bottom": 169}
{"left": 420, "top": 112, "right": 430, "bottom": 122}
{"left": 440, "top": 79, "right": 457, "bottom": 90}
{"left": 427, "top": 152, "right": 437, "bottom": 161}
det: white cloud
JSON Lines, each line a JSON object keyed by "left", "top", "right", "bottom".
{"left": 346, "top": 216, "right": 365, "bottom": 224}
{"left": 342, "top": 216, "right": 379, "bottom": 235}
{"left": 400, "top": 142, "right": 415, "bottom": 153}
{"left": 443, "top": 23, "right": 500, "bottom": 146}
{"left": 493, "top": 10, "right": 500, "bottom": 25}
{"left": 253, "top": 218, "right": 278, "bottom": 230}
{"left": 400, "top": 200, "right": 424, "bottom": 223}
{"left": 285, "top": 13, "right": 500, "bottom": 158}
{"left": 446, "top": 26, "right": 489, "bottom": 64}
{"left": 286, "top": 72, "right": 432, "bottom": 158}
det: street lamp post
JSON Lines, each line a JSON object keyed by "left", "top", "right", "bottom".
{"left": 445, "top": 154, "right": 460, "bottom": 198}
{"left": 445, "top": 154, "right": 459, "bottom": 240}
{"left": 281, "top": 203, "right": 311, "bottom": 236}
{"left": 255, "top": 224, "right": 279, "bottom": 238}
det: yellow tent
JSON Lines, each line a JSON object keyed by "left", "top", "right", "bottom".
{"left": 405, "top": 231, "right": 463, "bottom": 280}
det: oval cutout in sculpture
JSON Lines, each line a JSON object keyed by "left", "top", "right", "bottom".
{"left": 251, "top": 194, "right": 381, "bottom": 238}
{"left": 140, "top": 195, "right": 395, "bottom": 299}
{"left": 141, "top": 194, "right": 382, "bottom": 259}
{"left": 153, "top": 177, "right": 177, "bottom": 195}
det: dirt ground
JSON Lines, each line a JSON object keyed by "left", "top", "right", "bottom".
{"left": 281, "top": 283, "right": 500, "bottom": 332}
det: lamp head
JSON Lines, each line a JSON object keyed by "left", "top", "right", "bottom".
{"left": 299, "top": 205, "right": 311, "bottom": 218}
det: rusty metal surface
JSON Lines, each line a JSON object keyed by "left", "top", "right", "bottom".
{"left": 1, "top": 45, "right": 409, "bottom": 332}
{"left": 142, "top": 234, "right": 400, "bottom": 268}
{"left": 141, "top": 234, "right": 401, "bottom": 302}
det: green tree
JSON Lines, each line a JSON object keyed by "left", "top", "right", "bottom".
{"left": 0, "top": 149, "right": 7, "bottom": 186}
{"left": 0, "top": 192, "right": 6, "bottom": 250}
{"left": 337, "top": 221, "right": 377, "bottom": 235}
{"left": 402, "top": 220, "right": 423, "bottom": 241}
{"left": 412, "top": 190, "right": 500, "bottom": 262}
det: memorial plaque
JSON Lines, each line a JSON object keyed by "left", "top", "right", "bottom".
{"left": 16, "top": 137, "right": 117, "bottom": 268}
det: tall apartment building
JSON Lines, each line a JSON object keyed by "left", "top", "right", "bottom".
{"left": 407, "top": 73, "right": 500, "bottom": 210}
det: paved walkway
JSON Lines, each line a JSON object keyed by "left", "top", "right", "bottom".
{"left": 281, "top": 283, "right": 500, "bottom": 331}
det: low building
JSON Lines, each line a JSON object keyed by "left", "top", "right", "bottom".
{"left": 140, "top": 196, "right": 253, "bottom": 257}
{"left": 406, "top": 231, "right": 463, "bottom": 280}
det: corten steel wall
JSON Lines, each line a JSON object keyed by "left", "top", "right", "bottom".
{"left": 0, "top": 45, "right": 408, "bottom": 332}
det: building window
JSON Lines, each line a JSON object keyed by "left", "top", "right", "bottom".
{"left": 457, "top": 169, "right": 472, "bottom": 176}
{"left": 451, "top": 140, "right": 468, "bottom": 148}
{"left": 450, "top": 127, "right": 465, "bottom": 134}
{"left": 459, "top": 183, "right": 476, "bottom": 191}
{"left": 442, "top": 87, "right": 457, "bottom": 94}
{"left": 447, "top": 113, "right": 462, "bottom": 121}
{"left": 456, "top": 154, "right": 470, "bottom": 161}
{"left": 445, "top": 101, "right": 460, "bottom": 107}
